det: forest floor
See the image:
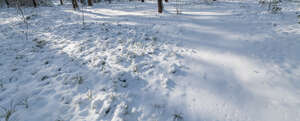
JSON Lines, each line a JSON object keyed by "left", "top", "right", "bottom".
{"left": 0, "top": 0, "right": 300, "bottom": 121}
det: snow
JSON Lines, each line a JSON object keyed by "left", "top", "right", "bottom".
{"left": 0, "top": 0, "right": 300, "bottom": 121}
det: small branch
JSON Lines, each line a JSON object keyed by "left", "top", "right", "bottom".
{"left": 16, "top": 0, "right": 29, "bottom": 41}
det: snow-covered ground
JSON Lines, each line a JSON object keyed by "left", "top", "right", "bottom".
{"left": 0, "top": 0, "right": 300, "bottom": 121}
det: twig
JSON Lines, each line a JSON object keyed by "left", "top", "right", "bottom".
{"left": 15, "top": 0, "right": 29, "bottom": 41}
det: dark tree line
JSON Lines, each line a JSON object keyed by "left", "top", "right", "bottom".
{"left": 70, "top": 0, "right": 166, "bottom": 13}
{"left": 4, "top": 0, "right": 38, "bottom": 8}
{"left": 2, "top": 0, "right": 166, "bottom": 13}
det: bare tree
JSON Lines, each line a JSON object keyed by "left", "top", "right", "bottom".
{"left": 5, "top": 0, "right": 9, "bottom": 7}
{"left": 88, "top": 0, "right": 93, "bottom": 6}
{"left": 158, "top": 0, "right": 163, "bottom": 13}
{"left": 60, "top": 0, "right": 64, "bottom": 5}
{"left": 80, "top": 0, "right": 85, "bottom": 4}
{"left": 175, "top": 0, "right": 182, "bottom": 14}
{"left": 72, "top": 0, "right": 79, "bottom": 10}
{"left": 165, "top": 0, "right": 168, "bottom": 2}
{"left": 32, "top": 0, "right": 37, "bottom": 7}
{"left": 81, "top": 3, "right": 85, "bottom": 25}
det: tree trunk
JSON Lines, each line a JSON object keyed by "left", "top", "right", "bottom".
{"left": 60, "top": 0, "right": 64, "bottom": 5}
{"left": 72, "top": 0, "right": 79, "bottom": 10}
{"left": 5, "top": 0, "right": 9, "bottom": 7}
{"left": 32, "top": 0, "right": 37, "bottom": 7}
{"left": 88, "top": 0, "right": 93, "bottom": 6}
{"left": 158, "top": 0, "right": 163, "bottom": 13}
{"left": 165, "top": 0, "right": 168, "bottom": 2}
{"left": 141, "top": 0, "right": 144, "bottom": 2}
